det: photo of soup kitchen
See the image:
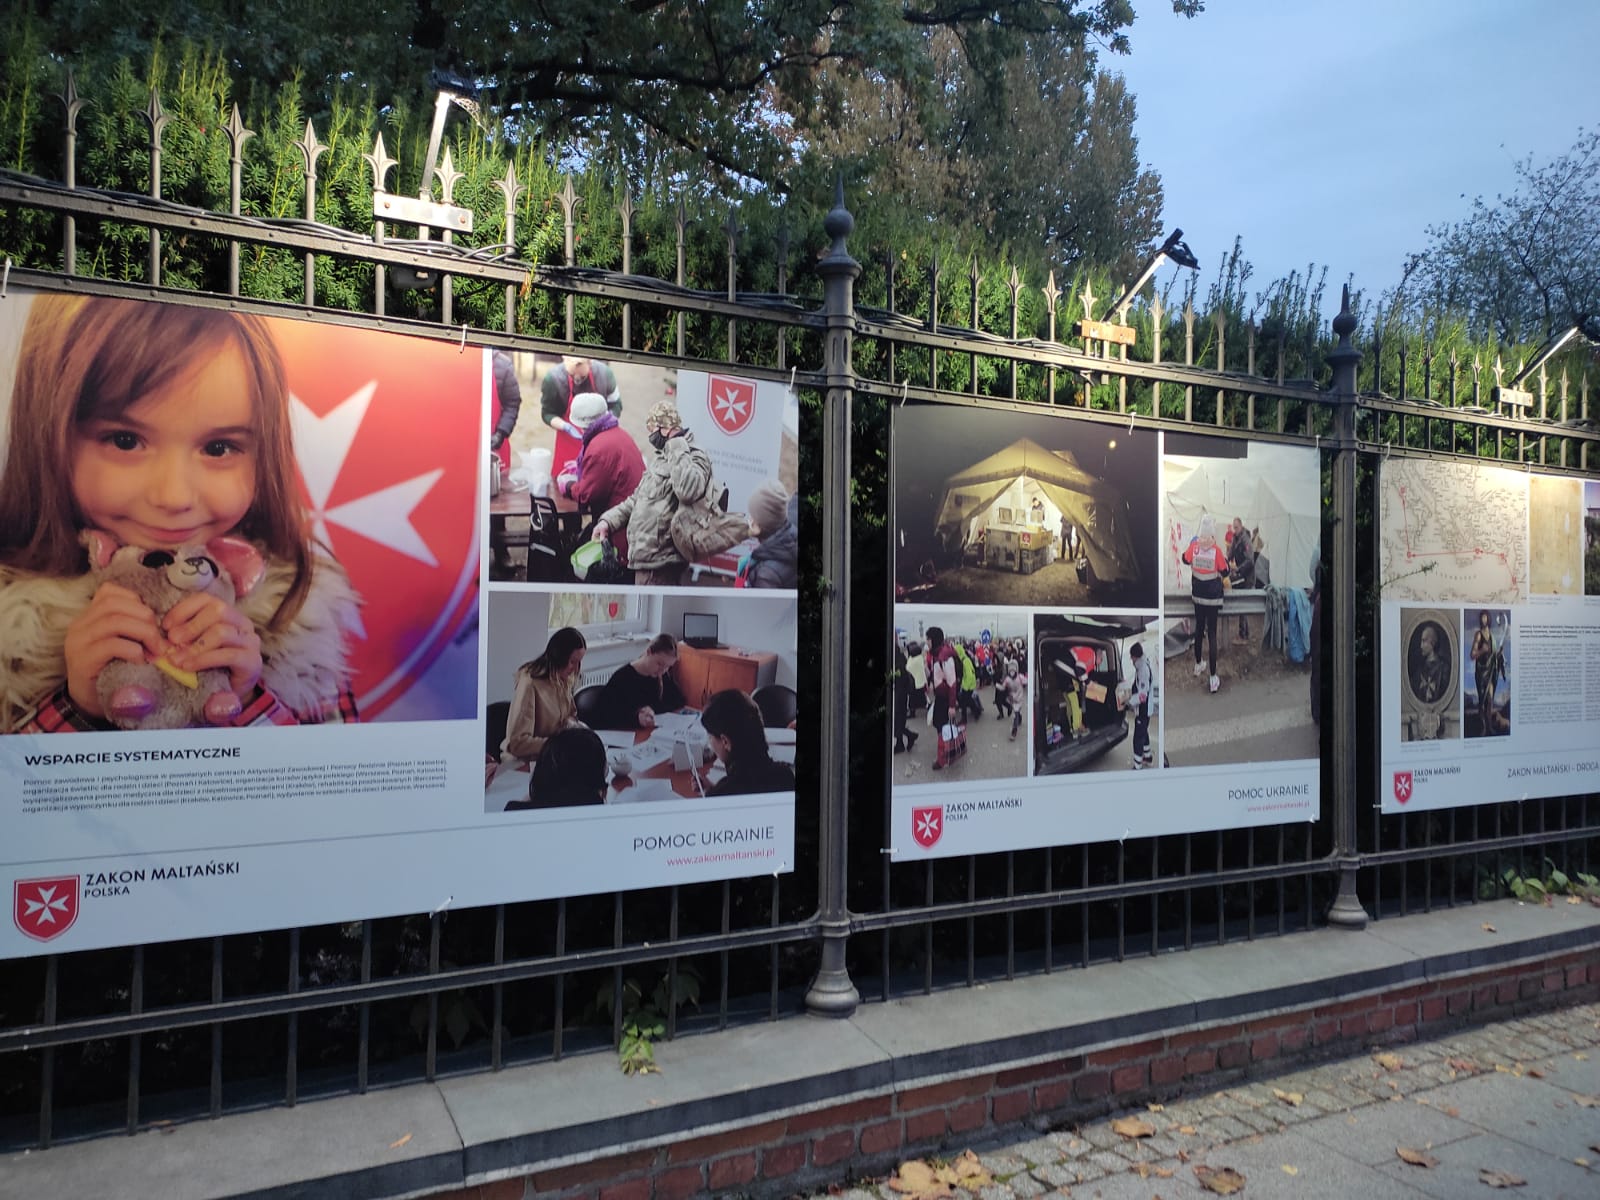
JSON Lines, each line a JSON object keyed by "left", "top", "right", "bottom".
{"left": 489, "top": 355, "right": 799, "bottom": 590}
{"left": 483, "top": 590, "right": 797, "bottom": 811}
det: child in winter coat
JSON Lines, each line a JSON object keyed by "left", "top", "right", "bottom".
{"left": 0, "top": 294, "right": 359, "bottom": 733}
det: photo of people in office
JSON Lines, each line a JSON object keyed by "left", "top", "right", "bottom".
{"left": 489, "top": 358, "right": 799, "bottom": 590}
{"left": 484, "top": 589, "right": 797, "bottom": 811}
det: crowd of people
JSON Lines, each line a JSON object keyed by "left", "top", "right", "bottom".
{"left": 893, "top": 628, "right": 1029, "bottom": 762}
{"left": 496, "top": 626, "right": 794, "bottom": 809}
{"left": 498, "top": 355, "right": 797, "bottom": 588}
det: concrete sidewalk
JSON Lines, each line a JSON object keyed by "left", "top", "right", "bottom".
{"left": 806, "top": 1002, "right": 1600, "bottom": 1200}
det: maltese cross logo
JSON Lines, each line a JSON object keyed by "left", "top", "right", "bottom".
{"left": 14, "top": 875, "right": 80, "bottom": 943}
{"left": 707, "top": 375, "right": 756, "bottom": 435}
{"left": 912, "top": 806, "right": 944, "bottom": 849}
{"left": 1393, "top": 772, "right": 1413, "bottom": 804}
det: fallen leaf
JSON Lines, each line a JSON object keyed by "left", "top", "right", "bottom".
{"left": 388, "top": 1133, "right": 412, "bottom": 1150}
{"left": 1374, "top": 1051, "right": 1404, "bottom": 1071}
{"left": 949, "top": 1150, "right": 992, "bottom": 1188}
{"left": 1147, "top": 1102, "right": 1165, "bottom": 1112}
{"left": 1397, "top": 1146, "right": 1439, "bottom": 1168}
{"left": 888, "top": 1160, "right": 955, "bottom": 1198}
{"left": 1482, "top": 923, "right": 1497, "bottom": 933}
{"left": 1178, "top": 1125, "right": 1198, "bottom": 1135}
{"left": 1386, "top": 1080, "right": 1400, "bottom": 1091}
{"left": 1526, "top": 1068, "right": 1545, "bottom": 1079}
{"left": 1576, "top": 1158, "right": 1591, "bottom": 1168}
{"left": 1112, "top": 1115, "right": 1156, "bottom": 1139}
{"left": 1444, "top": 1106, "right": 1460, "bottom": 1118}
{"left": 1272, "top": 1088, "right": 1303, "bottom": 1107}
{"left": 1177, "top": 1149, "right": 1191, "bottom": 1163}
{"left": 1153, "top": 1166, "right": 1174, "bottom": 1178}
{"left": 1479, "top": 1168, "right": 1527, "bottom": 1188}
{"left": 1193, "top": 1164, "right": 1247, "bottom": 1195}
{"left": 1571, "top": 1093, "right": 1600, "bottom": 1108}
{"left": 1134, "top": 1163, "right": 1151, "bottom": 1179}
{"left": 1576, "top": 1053, "right": 1589, "bottom": 1061}
{"left": 1449, "top": 1058, "right": 1482, "bottom": 1074}
{"left": 1282, "top": 1164, "right": 1299, "bottom": 1176}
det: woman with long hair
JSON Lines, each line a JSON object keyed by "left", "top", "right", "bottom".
{"left": 502, "top": 626, "right": 587, "bottom": 761}
{"left": 701, "top": 688, "right": 794, "bottom": 796}
{"left": 596, "top": 632, "right": 686, "bottom": 729}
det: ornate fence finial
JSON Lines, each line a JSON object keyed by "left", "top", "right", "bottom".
{"left": 223, "top": 104, "right": 254, "bottom": 160}
{"left": 494, "top": 162, "right": 524, "bottom": 213}
{"left": 558, "top": 174, "right": 581, "bottom": 223}
{"left": 616, "top": 189, "right": 635, "bottom": 238}
{"left": 58, "top": 68, "right": 85, "bottom": 134}
{"left": 144, "top": 86, "right": 169, "bottom": 149}
{"left": 364, "top": 132, "right": 397, "bottom": 192}
{"left": 822, "top": 174, "right": 854, "bottom": 264}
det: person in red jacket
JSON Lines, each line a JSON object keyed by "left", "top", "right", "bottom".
{"left": 557, "top": 393, "right": 646, "bottom": 563}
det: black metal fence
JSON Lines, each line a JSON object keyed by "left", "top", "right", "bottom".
{"left": 2, "top": 83, "right": 1598, "bottom": 1154}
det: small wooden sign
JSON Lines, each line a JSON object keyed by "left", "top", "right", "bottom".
{"left": 1076, "top": 318, "right": 1137, "bottom": 346}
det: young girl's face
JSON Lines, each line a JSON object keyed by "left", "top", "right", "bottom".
{"left": 69, "top": 345, "right": 257, "bottom": 551}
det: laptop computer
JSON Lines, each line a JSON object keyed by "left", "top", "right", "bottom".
{"left": 682, "top": 612, "right": 722, "bottom": 650}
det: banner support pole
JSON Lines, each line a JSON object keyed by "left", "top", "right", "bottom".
{"left": 806, "top": 178, "right": 863, "bottom": 1015}
{"left": 1326, "top": 286, "right": 1369, "bottom": 930}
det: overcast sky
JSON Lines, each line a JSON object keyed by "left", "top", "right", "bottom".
{"left": 1111, "top": 0, "right": 1600, "bottom": 317}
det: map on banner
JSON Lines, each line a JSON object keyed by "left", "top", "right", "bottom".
{"left": 1378, "top": 459, "right": 1527, "bottom": 604}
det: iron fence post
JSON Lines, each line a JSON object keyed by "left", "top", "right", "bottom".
{"left": 1327, "top": 286, "right": 1370, "bottom": 929}
{"left": 805, "top": 180, "right": 862, "bottom": 1016}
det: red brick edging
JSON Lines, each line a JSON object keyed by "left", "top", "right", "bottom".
{"left": 435, "top": 950, "right": 1600, "bottom": 1200}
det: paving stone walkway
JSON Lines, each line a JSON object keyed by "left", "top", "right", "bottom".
{"left": 803, "top": 1002, "right": 1600, "bottom": 1199}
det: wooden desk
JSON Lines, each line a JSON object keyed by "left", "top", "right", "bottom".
{"left": 673, "top": 645, "right": 778, "bottom": 710}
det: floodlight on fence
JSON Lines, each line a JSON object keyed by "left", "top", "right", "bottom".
{"left": 1105, "top": 228, "right": 1200, "bottom": 319}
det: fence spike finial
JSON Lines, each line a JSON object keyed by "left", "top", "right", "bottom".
{"left": 222, "top": 104, "right": 254, "bottom": 158}
{"left": 436, "top": 147, "right": 464, "bottom": 204}
{"left": 144, "top": 86, "right": 169, "bottom": 144}
{"left": 57, "top": 68, "right": 85, "bottom": 130}
{"left": 364, "top": 132, "right": 397, "bottom": 191}
{"left": 294, "top": 119, "right": 326, "bottom": 178}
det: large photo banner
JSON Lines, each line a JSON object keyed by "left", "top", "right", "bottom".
{"left": 889, "top": 405, "right": 1319, "bottom": 859}
{"left": 1, "top": 289, "right": 796, "bottom": 958}
{"left": 1377, "top": 460, "right": 1600, "bottom": 813}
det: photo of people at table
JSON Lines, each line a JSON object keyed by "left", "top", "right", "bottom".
{"left": 484, "top": 589, "right": 798, "bottom": 811}
{"left": 488, "top": 356, "right": 799, "bottom": 589}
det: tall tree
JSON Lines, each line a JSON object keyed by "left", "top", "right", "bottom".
{"left": 806, "top": 30, "right": 1164, "bottom": 279}
{"left": 1396, "top": 128, "right": 1600, "bottom": 346}
{"left": 15, "top": 0, "right": 1200, "bottom": 190}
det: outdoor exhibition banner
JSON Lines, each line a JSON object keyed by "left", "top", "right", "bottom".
{"left": 1377, "top": 459, "right": 1600, "bottom": 814}
{"left": 889, "top": 404, "right": 1320, "bottom": 859}
{"left": 1, "top": 289, "right": 796, "bottom": 957}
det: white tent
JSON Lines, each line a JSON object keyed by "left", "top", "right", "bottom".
{"left": 1163, "top": 444, "right": 1318, "bottom": 592}
{"left": 933, "top": 438, "right": 1142, "bottom": 583}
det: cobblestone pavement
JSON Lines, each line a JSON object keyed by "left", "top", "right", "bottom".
{"left": 802, "top": 1002, "right": 1600, "bottom": 1199}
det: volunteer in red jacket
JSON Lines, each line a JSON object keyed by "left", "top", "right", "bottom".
{"left": 556, "top": 393, "right": 645, "bottom": 562}
{"left": 1181, "top": 513, "right": 1227, "bottom": 693}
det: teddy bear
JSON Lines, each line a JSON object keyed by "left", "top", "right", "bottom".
{"left": 82, "top": 530, "right": 266, "bottom": 731}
